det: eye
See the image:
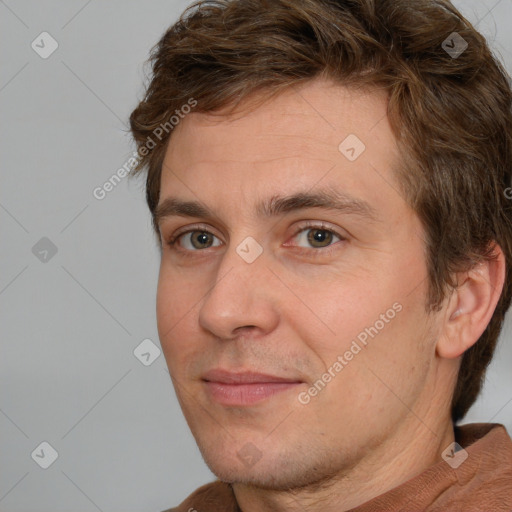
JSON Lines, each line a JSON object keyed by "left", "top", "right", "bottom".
{"left": 289, "top": 223, "right": 345, "bottom": 252}
{"left": 168, "top": 229, "right": 223, "bottom": 251}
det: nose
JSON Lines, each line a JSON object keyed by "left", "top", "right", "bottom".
{"left": 198, "top": 239, "right": 280, "bottom": 341}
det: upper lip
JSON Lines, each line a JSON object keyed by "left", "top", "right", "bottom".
{"left": 202, "top": 369, "right": 302, "bottom": 384}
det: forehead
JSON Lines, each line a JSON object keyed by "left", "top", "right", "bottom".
{"left": 168, "top": 80, "right": 394, "bottom": 159}
{"left": 159, "top": 79, "right": 405, "bottom": 222}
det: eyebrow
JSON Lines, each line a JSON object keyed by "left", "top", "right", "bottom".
{"left": 154, "top": 188, "right": 379, "bottom": 228}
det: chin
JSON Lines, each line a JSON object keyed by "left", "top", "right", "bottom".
{"left": 196, "top": 436, "right": 346, "bottom": 492}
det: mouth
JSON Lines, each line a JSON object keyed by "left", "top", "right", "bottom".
{"left": 202, "top": 369, "right": 303, "bottom": 406}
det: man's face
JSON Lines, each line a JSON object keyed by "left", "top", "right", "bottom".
{"left": 156, "top": 79, "right": 440, "bottom": 489}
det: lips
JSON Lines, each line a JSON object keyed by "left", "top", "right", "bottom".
{"left": 202, "top": 369, "right": 302, "bottom": 406}
{"left": 203, "top": 369, "right": 301, "bottom": 384}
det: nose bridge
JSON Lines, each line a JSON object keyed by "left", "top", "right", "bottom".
{"left": 198, "top": 234, "right": 278, "bottom": 339}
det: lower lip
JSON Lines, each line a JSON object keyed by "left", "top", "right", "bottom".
{"left": 204, "top": 381, "right": 301, "bottom": 406}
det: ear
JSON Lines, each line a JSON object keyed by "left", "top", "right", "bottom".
{"left": 436, "top": 243, "right": 506, "bottom": 359}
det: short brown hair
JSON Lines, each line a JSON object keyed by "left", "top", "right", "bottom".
{"left": 129, "top": 0, "right": 512, "bottom": 423}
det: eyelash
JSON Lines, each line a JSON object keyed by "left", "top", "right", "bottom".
{"left": 166, "top": 221, "right": 346, "bottom": 257}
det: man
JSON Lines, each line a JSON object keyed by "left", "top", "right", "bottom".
{"left": 129, "top": 0, "right": 512, "bottom": 510}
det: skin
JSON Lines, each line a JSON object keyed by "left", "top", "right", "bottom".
{"left": 155, "top": 78, "right": 505, "bottom": 511}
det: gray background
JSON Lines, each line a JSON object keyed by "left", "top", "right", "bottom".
{"left": 1, "top": 1, "right": 511, "bottom": 511}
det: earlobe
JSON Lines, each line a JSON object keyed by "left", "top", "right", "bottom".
{"left": 436, "top": 244, "right": 506, "bottom": 360}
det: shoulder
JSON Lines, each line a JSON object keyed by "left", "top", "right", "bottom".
{"left": 351, "top": 423, "right": 512, "bottom": 511}
{"left": 160, "top": 480, "right": 239, "bottom": 512}
{"left": 437, "top": 422, "right": 512, "bottom": 510}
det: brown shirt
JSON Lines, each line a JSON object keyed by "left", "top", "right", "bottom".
{"left": 164, "top": 423, "right": 512, "bottom": 511}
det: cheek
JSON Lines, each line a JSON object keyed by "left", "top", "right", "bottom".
{"left": 156, "top": 274, "right": 175, "bottom": 338}
{"left": 156, "top": 260, "right": 202, "bottom": 326}
{"left": 156, "top": 266, "right": 200, "bottom": 362}
{"left": 284, "top": 270, "right": 387, "bottom": 356}
{"left": 296, "top": 266, "right": 429, "bottom": 386}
